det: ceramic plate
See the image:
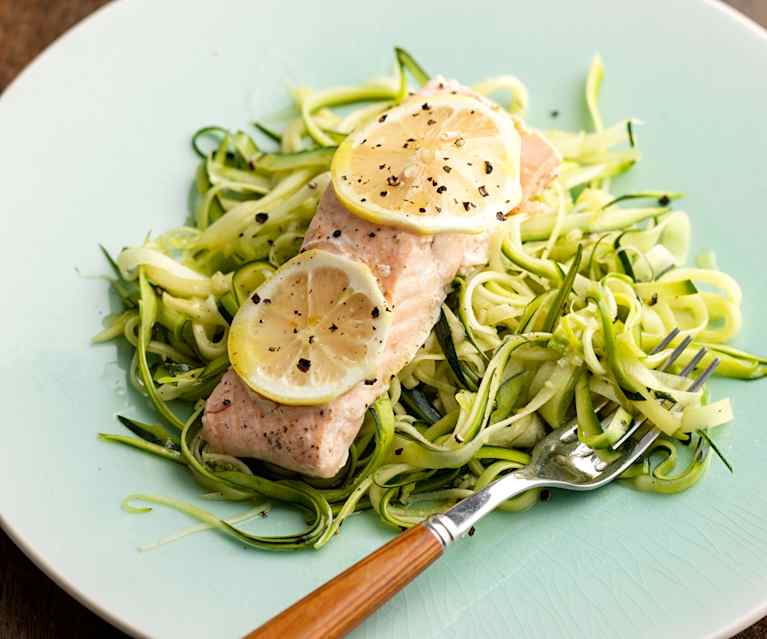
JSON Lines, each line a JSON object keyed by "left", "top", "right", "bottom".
{"left": 1, "top": 1, "right": 766, "bottom": 637}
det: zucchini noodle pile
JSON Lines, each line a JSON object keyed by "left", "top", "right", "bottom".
{"left": 96, "top": 50, "right": 766, "bottom": 550}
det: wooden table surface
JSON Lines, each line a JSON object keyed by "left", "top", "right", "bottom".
{"left": 1, "top": 1, "right": 765, "bottom": 637}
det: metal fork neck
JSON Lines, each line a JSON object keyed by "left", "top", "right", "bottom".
{"left": 425, "top": 471, "right": 544, "bottom": 548}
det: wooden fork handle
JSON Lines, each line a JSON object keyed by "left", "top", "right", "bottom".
{"left": 245, "top": 524, "right": 444, "bottom": 639}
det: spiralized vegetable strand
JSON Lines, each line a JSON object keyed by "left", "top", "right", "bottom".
{"left": 94, "top": 48, "right": 764, "bottom": 552}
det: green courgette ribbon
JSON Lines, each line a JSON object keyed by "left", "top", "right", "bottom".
{"left": 97, "top": 51, "right": 759, "bottom": 551}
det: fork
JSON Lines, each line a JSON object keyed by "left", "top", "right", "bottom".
{"left": 247, "top": 328, "right": 719, "bottom": 639}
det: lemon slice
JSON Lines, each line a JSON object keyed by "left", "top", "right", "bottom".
{"left": 228, "top": 249, "right": 391, "bottom": 405}
{"left": 331, "top": 92, "right": 522, "bottom": 234}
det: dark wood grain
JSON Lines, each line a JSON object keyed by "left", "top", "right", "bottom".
{"left": 246, "top": 524, "right": 443, "bottom": 639}
{"left": 0, "top": 526, "right": 123, "bottom": 638}
{"left": 1, "top": 1, "right": 766, "bottom": 638}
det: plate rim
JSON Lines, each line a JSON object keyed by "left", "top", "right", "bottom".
{"left": 0, "top": 1, "right": 766, "bottom": 637}
{"left": 0, "top": 2, "right": 145, "bottom": 634}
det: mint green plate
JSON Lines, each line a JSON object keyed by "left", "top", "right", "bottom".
{"left": 1, "top": 1, "right": 766, "bottom": 637}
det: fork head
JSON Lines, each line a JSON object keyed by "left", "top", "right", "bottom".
{"left": 518, "top": 423, "right": 615, "bottom": 487}
{"left": 518, "top": 333, "right": 719, "bottom": 490}
{"left": 517, "top": 421, "right": 658, "bottom": 489}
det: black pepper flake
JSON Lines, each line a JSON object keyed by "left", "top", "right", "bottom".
{"left": 436, "top": 185, "right": 447, "bottom": 194}
{"left": 371, "top": 306, "right": 380, "bottom": 318}
{"left": 297, "top": 358, "right": 311, "bottom": 373}
{"left": 251, "top": 293, "right": 261, "bottom": 304}
{"left": 484, "top": 160, "right": 493, "bottom": 175}
{"left": 394, "top": 447, "right": 404, "bottom": 456}
{"left": 308, "top": 335, "right": 315, "bottom": 344}
{"left": 478, "top": 185, "right": 489, "bottom": 197}
{"left": 649, "top": 293, "right": 659, "bottom": 306}
{"left": 658, "top": 195, "right": 671, "bottom": 206}
{"left": 549, "top": 109, "right": 560, "bottom": 118}
{"left": 462, "top": 201, "right": 472, "bottom": 212}
{"left": 262, "top": 298, "right": 272, "bottom": 304}
{"left": 421, "top": 102, "right": 431, "bottom": 110}
{"left": 267, "top": 346, "right": 280, "bottom": 352}
{"left": 427, "top": 118, "right": 437, "bottom": 126}
{"left": 386, "top": 175, "right": 400, "bottom": 187}
{"left": 378, "top": 163, "right": 386, "bottom": 170}
{"left": 442, "top": 165, "right": 452, "bottom": 173}
{"left": 332, "top": 229, "right": 342, "bottom": 238}
{"left": 435, "top": 206, "right": 442, "bottom": 213}
{"left": 496, "top": 211, "right": 506, "bottom": 221}
{"left": 222, "top": 399, "right": 231, "bottom": 407}
{"left": 364, "top": 378, "right": 378, "bottom": 386}
{"left": 378, "top": 114, "right": 387, "bottom": 123}
{"left": 380, "top": 190, "right": 388, "bottom": 197}
{"left": 361, "top": 138, "right": 367, "bottom": 144}
{"left": 361, "top": 198, "right": 366, "bottom": 202}
{"left": 259, "top": 510, "right": 269, "bottom": 518}
{"left": 454, "top": 137, "right": 465, "bottom": 147}
{"left": 419, "top": 207, "right": 426, "bottom": 213}
{"left": 255, "top": 212, "right": 269, "bottom": 224}
{"left": 467, "top": 526, "right": 476, "bottom": 537}
{"left": 368, "top": 232, "right": 376, "bottom": 238}
{"left": 329, "top": 323, "right": 338, "bottom": 332}
{"left": 292, "top": 328, "right": 298, "bottom": 334}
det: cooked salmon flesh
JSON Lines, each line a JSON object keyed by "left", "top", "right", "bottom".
{"left": 202, "top": 81, "right": 561, "bottom": 477}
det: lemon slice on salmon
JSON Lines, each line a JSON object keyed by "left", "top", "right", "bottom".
{"left": 331, "top": 93, "right": 522, "bottom": 234}
{"left": 228, "top": 249, "right": 391, "bottom": 405}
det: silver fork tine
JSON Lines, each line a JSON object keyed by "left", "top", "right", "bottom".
{"left": 610, "top": 421, "right": 639, "bottom": 451}
{"left": 679, "top": 347, "right": 708, "bottom": 378}
{"left": 651, "top": 327, "right": 681, "bottom": 355}
{"left": 685, "top": 357, "right": 720, "bottom": 392}
{"left": 660, "top": 334, "right": 693, "bottom": 370}
{"left": 611, "top": 339, "right": 701, "bottom": 450}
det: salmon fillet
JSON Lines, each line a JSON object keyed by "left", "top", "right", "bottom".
{"left": 202, "top": 86, "right": 561, "bottom": 478}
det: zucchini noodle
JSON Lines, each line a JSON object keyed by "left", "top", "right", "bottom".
{"left": 95, "top": 49, "right": 765, "bottom": 551}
